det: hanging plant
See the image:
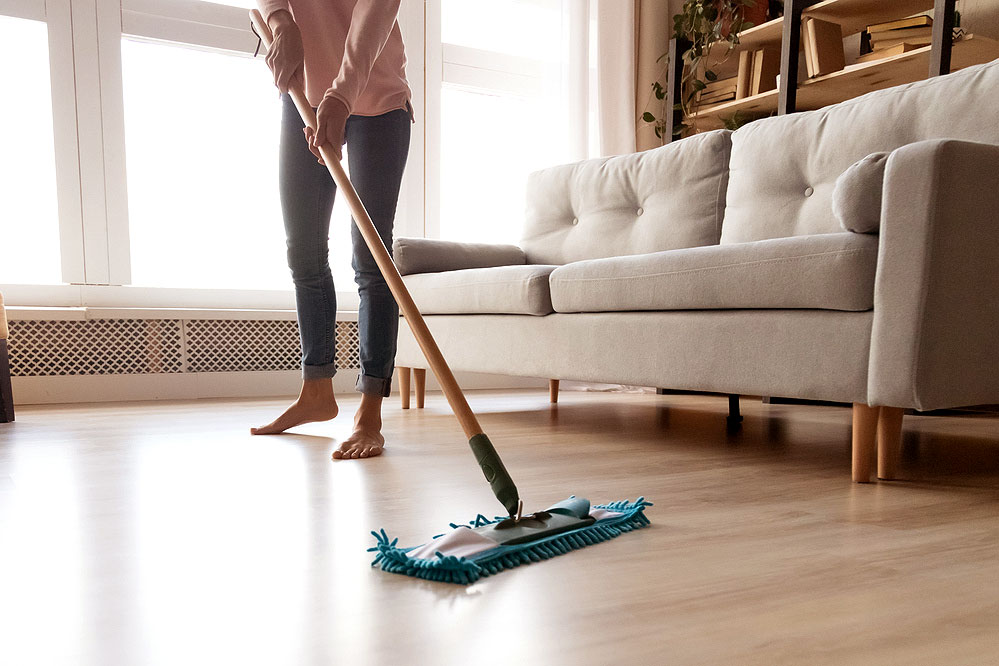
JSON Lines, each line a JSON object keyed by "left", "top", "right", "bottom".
{"left": 643, "top": 0, "right": 766, "bottom": 141}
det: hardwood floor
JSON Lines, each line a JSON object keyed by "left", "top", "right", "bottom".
{"left": 1, "top": 390, "right": 997, "bottom": 665}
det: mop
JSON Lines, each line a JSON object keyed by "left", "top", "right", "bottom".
{"left": 250, "top": 10, "right": 651, "bottom": 584}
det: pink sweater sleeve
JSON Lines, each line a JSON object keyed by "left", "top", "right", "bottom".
{"left": 323, "top": 0, "right": 403, "bottom": 113}
{"left": 256, "top": 0, "right": 290, "bottom": 22}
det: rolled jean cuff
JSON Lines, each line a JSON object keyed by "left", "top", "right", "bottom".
{"left": 355, "top": 373, "right": 392, "bottom": 397}
{"left": 303, "top": 362, "right": 337, "bottom": 380}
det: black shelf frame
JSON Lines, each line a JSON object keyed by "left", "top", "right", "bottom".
{"left": 664, "top": 0, "right": 957, "bottom": 143}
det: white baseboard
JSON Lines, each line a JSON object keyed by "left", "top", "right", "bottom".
{"left": 12, "top": 370, "right": 546, "bottom": 405}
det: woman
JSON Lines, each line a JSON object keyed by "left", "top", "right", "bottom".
{"left": 250, "top": 0, "right": 412, "bottom": 462}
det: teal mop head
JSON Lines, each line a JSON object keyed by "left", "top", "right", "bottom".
{"left": 368, "top": 496, "right": 652, "bottom": 584}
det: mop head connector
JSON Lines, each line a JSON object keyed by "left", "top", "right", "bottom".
{"left": 368, "top": 496, "right": 651, "bottom": 584}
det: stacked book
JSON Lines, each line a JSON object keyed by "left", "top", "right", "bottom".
{"left": 698, "top": 77, "right": 739, "bottom": 105}
{"left": 860, "top": 15, "right": 933, "bottom": 63}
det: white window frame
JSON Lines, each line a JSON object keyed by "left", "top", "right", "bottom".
{"left": 1, "top": 0, "right": 426, "bottom": 311}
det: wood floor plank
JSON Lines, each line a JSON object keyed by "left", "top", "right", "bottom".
{"left": 0, "top": 390, "right": 997, "bottom": 665}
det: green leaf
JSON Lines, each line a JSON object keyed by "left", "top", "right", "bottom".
{"left": 654, "top": 126, "right": 662, "bottom": 139}
{"left": 692, "top": 79, "right": 707, "bottom": 91}
{"left": 704, "top": 70, "right": 718, "bottom": 81}
{"left": 642, "top": 112, "right": 657, "bottom": 123}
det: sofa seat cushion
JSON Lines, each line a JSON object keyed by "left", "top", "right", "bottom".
{"left": 549, "top": 232, "right": 878, "bottom": 313}
{"left": 404, "top": 265, "right": 558, "bottom": 316}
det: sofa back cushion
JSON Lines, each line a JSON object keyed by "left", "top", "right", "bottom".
{"left": 721, "top": 57, "right": 999, "bottom": 245}
{"left": 520, "top": 129, "right": 732, "bottom": 265}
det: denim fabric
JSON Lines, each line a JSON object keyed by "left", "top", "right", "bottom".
{"left": 279, "top": 94, "right": 410, "bottom": 395}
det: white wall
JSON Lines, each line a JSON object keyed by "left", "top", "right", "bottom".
{"left": 963, "top": 0, "right": 999, "bottom": 37}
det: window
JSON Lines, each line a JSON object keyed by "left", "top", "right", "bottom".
{"left": 431, "top": 0, "right": 572, "bottom": 245}
{"left": 0, "top": 14, "right": 62, "bottom": 285}
{"left": 0, "top": 0, "right": 426, "bottom": 307}
{"left": 121, "top": 38, "right": 289, "bottom": 291}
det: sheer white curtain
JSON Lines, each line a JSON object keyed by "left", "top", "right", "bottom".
{"left": 594, "top": 0, "right": 638, "bottom": 156}
{"left": 566, "top": 0, "right": 638, "bottom": 159}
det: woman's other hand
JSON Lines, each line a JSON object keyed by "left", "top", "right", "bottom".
{"left": 304, "top": 95, "right": 350, "bottom": 164}
{"left": 265, "top": 10, "right": 304, "bottom": 94}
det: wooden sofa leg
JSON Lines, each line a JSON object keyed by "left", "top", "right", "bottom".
{"left": 398, "top": 366, "right": 411, "bottom": 409}
{"left": 0, "top": 339, "right": 13, "bottom": 423}
{"left": 549, "top": 379, "right": 559, "bottom": 404}
{"left": 414, "top": 368, "right": 426, "bottom": 409}
{"left": 878, "top": 407, "right": 905, "bottom": 480}
{"left": 852, "top": 404, "right": 879, "bottom": 483}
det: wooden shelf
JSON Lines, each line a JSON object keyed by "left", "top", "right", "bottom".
{"left": 805, "top": 0, "right": 935, "bottom": 37}
{"left": 707, "top": 0, "right": 934, "bottom": 79}
{"left": 797, "top": 34, "right": 999, "bottom": 109}
{"left": 691, "top": 35, "right": 999, "bottom": 130}
{"left": 690, "top": 90, "right": 779, "bottom": 129}
{"left": 709, "top": 18, "right": 783, "bottom": 79}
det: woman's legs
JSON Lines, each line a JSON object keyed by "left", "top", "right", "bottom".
{"left": 254, "top": 99, "right": 411, "bottom": 455}
{"left": 252, "top": 94, "right": 340, "bottom": 435}
{"left": 332, "top": 108, "right": 411, "bottom": 459}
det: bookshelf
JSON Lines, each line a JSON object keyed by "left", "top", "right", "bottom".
{"left": 666, "top": 0, "right": 999, "bottom": 137}
{"left": 691, "top": 33, "right": 999, "bottom": 129}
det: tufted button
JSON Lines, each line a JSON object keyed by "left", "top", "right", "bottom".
{"left": 571, "top": 217, "right": 579, "bottom": 225}
{"left": 804, "top": 186, "right": 814, "bottom": 197}
{"left": 636, "top": 207, "right": 644, "bottom": 216}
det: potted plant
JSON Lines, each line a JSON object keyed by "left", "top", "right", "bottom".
{"left": 643, "top": 0, "right": 773, "bottom": 141}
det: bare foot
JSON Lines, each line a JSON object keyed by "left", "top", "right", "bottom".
{"left": 332, "top": 392, "right": 385, "bottom": 460}
{"left": 251, "top": 378, "right": 338, "bottom": 435}
{"left": 332, "top": 426, "right": 385, "bottom": 459}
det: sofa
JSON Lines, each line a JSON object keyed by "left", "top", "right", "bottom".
{"left": 391, "top": 58, "right": 999, "bottom": 483}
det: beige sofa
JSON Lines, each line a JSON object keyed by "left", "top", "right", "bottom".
{"left": 392, "top": 58, "right": 999, "bottom": 482}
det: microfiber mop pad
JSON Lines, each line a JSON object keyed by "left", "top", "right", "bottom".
{"left": 369, "top": 496, "right": 652, "bottom": 584}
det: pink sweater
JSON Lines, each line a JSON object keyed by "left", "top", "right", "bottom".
{"left": 257, "top": 0, "right": 412, "bottom": 116}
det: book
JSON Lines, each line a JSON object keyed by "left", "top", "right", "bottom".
{"left": 803, "top": 21, "right": 816, "bottom": 76}
{"left": 702, "top": 78, "right": 738, "bottom": 94}
{"left": 870, "top": 26, "right": 933, "bottom": 45}
{"left": 867, "top": 15, "right": 932, "bottom": 34}
{"left": 856, "top": 42, "right": 922, "bottom": 64}
{"left": 751, "top": 47, "right": 781, "bottom": 95}
{"left": 869, "top": 36, "right": 932, "bottom": 51}
{"left": 697, "top": 76, "right": 738, "bottom": 104}
{"left": 699, "top": 92, "right": 737, "bottom": 105}
{"left": 736, "top": 50, "right": 753, "bottom": 99}
{"left": 803, "top": 18, "right": 846, "bottom": 78}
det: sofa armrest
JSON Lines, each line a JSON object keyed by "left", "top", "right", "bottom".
{"left": 869, "top": 139, "right": 999, "bottom": 410}
{"left": 392, "top": 237, "right": 527, "bottom": 276}
{"left": 0, "top": 291, "right": 7, "bottom": 341}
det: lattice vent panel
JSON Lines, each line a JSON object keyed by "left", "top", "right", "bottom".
{"left": 8, "top": 319, "right": 184, "bottom": 376}
{"left": 184, "top": 319, "right": 360, "bottom": 373}
{"left": 184, "top": 319, "right": 300, "bottom": 373}
{"left": 334, "top": 321, "right": 360, "bottom": 371}
{"left": 7, "top": 318, "right": 360, "bottom": 376}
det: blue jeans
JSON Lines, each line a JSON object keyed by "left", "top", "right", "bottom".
{"left": 279, "top": 94, "right": 411, "bottom": 396}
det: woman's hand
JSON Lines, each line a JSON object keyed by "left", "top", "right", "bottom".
{"left": 304, "top": 95, "right": 350, "bottom": 164}
{"left": 264, "top": 10, "right": 304, "bottom": 94}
